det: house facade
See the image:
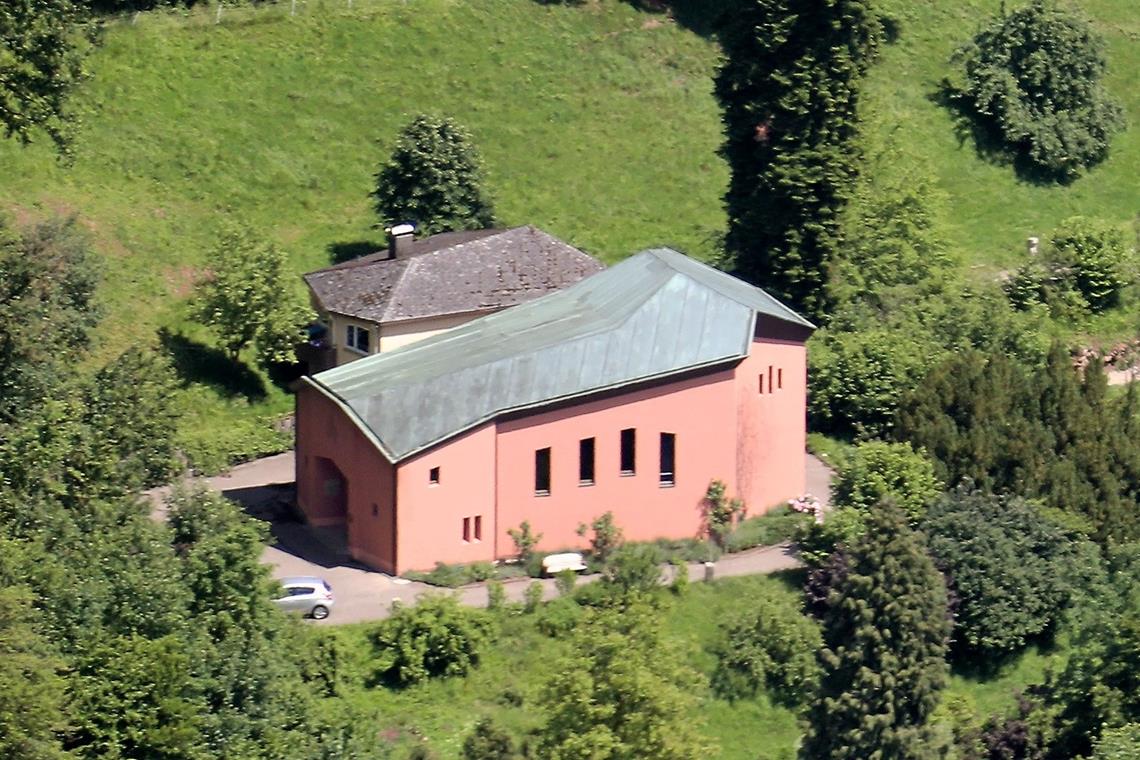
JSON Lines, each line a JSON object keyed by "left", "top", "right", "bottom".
{"left": 301, "top": 225, "right": 603, "bottom": 371}
{"left": 295, "top": 248, "right": 813, "bottom": 574}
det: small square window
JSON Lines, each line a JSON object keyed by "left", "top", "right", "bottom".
{"left": 346, "top": 324, "right": 370, "bottom": 353}
{"left": 429, "top": 467, "right": 440, "bottom": 485}
{"left": 474, "top": 515, "right": 482, "bottom": 542}
{"left": 462, "top": 517, "right": 471, "bottom": 543}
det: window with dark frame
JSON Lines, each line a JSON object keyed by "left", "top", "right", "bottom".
{"left": 474, "top": 515, "right": 482, "bottom": 541}
{"left": 759, "top": 374, "right": 765, "bottom": 394}
{"left": 620, "top": 428, "right": 636, "bottom": 475}
{"left": 535, "top": 447, "right": 552, "bottom": 495}
{"left": 429, "top": 466, "right": 440, "bottom": 485}
{"left": 778, "top": 368, "right": 783, "bottom": 389}
{"left": 579, "top": 437, "right": 596, "bottom": 485}
{"left": 462, "top": 517, "right": 471, "bottom": 542}
{"left": 768, "top": 364, "right": 774, "bottom": 393}
{"left": 660, "top": 432, "right": 676, "bottom": 487}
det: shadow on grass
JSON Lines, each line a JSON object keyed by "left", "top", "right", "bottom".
{"left": 929, "top": 81, "right": 1075, "bottom": 187}
{"left": 949, "top": 633, "right": 1062, "bottom": 683}
{"left": 327, "top": 240, "right": 382, "bottom": 265}
{"left": 158, "top": 327, "right": 267, "bottom": 401}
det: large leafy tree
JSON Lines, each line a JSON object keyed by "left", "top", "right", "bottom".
{"left": 194, "top": 221, "right": 311, "bottom": 365}
{"left": 372, "top": 114, "right": 496, "bottom": 236}
{"left": 535, "top": 597, "right": 711, "bottom": 760}
{"left": 0, "top": 0, "right": 92, "bottom": 151}
{"left": 801, "top": 504, "right": 950, "bottom": 760}
{"left": 951, "top": 0, "right": 1124, "bottom": 180}
{"left": 715, "top": 0, "right": 880, "bottom": 318}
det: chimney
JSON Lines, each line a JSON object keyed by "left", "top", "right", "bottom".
{"left": 387, "top": 223, "right": 415, "bottom": 259}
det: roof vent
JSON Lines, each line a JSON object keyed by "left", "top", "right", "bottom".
{"left": 388, "top": 223, "right": 415, "bottom": 259}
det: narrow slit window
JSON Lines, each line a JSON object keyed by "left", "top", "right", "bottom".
{"left": 535, "top": 447, "right": 551, "bottom": 495}
{"left": 579, "top": 437, "right": 595, "bottom": 485}
{"left": 474, "top": 515, "right": 482, "bottom": 541}
{"left": 660, "top": 433, "right": 676, "bottom": 487}
{"left": 759, "top": 374, "right": 765, "bottom": 394}
{"left": 778, "top": 368, "right": 783, "bottom": 390}
{"left": 462, "top": 517, "right": 471, "bottom": 543}
{"left": 620, "top": 428, "right": 636, "bottom": 475}
{"left": 768, "top": 365, "right": 774, "bottom": 393}
{"left": 429, "top": 466, "right": 440, "bottom": 485}
{"left": 371, "top": 502, "right": 379, "bottom": 517}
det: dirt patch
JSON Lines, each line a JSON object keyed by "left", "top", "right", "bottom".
{"left": 165, "top": 264, "right": 204, "bottom": 298}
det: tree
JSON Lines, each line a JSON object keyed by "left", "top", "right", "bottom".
{"left": 0, "top": 215, "right": 100, "bottom": 422}
{"left": 711, "top": 583, "right": 821, "bottom": 706}
{"left": 373, "top": 594, "right": 494, "bottom": 687}
{"left": 194, "top": 221, "right": 311, "bottom": 365}
{"left": 463, "top": 718, "right": 518, "bottom": 760}
{"left": 0, "top": 588, "right": 67, "bottom": 760}
{"left": 535, "top": 598, "right": 711, "bottom": 760}
{"left": 1093, "top": 725, "right": 1140, "bottom": 760}
{"left": 715, "top": 0, "right": 881, "bottom": 318}
{"left": 922, "top": 488, "right": 1078, "bottom": 657}
{"left": 372, "top": 114, "right": 495, "bottom": 235}
{"left": 801, "top": 504, "right": 950, "bottom": 760}
{"left": 832, "top": 441, "right": 942, "bottom": 522}
{"left": 950, "top": 0, "right": 1124, "bottom": 180}
{"left": 0, "top": 0, "right": 92, "bottom": 152}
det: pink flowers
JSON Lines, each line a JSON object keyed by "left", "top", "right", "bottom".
{"left": 788, "top": 494, "right": 824, "bottom": 523}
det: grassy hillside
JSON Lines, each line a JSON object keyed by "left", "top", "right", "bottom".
{"left": 1, "top": 0, "right": 1136, "bottom": 463}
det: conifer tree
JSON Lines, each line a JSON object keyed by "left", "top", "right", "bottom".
{"left": 801, "top": 503, "right": 950, "bottom": 760}
{"left": 716, "top": 0, "right": 881, "bottom": 318}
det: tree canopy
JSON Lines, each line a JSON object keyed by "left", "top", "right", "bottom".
{"left": 372, "top": 114, "right": 496, "bottom": 236}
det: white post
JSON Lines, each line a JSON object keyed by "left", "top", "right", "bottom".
{"left": 291, "top": 0, "right": 296, "bottom": 15}
{"left": 215, "top": 2, "right": 222, "bottom": 24}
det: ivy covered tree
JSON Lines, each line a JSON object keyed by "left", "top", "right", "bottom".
{"left": 715, "top": 0, "right": 881, "bottom": 318}
{"left": 373, "top": 114, "right": 496, "bottom": 236}
{"left": 194, "top": 221, "right": 312, "bottom": 366}
{"left": 801, "top": 504, "right": 950, "bottom": 760}
{"left": 951, "top": 0, "right": 1125, "bottom": 180}
{"left": 0, "top": 0, "right": 92, "bottom": 152}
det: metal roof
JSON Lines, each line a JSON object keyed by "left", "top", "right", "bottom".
{"left": 304, "top": 248, "right": 813, "bottom": 463}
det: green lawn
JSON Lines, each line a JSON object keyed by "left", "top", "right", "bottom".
{"left": 323, "top": 574, "right": 1055, "bottom": 759}
{"left": 1, "top": 0, "right": 1136, "bottom": 463}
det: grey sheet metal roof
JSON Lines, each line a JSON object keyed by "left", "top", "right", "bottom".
{"left": 303, "top": 226, "right": 603, "bottom": 324}
{"left": 304, "top": 248, "right": 814, "bottom": 463}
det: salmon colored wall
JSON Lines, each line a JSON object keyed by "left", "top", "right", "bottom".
{"left": 494, "top": 370, "right": 740, "bottom": 558}
{"left": 396, "top": 424, "right": 498, "bottom": 573}
{"left": 295, "top": 385, "right": 397, "bottom": 573}
{"left": 734, "top": 317, "right": 811, "bottom": 514}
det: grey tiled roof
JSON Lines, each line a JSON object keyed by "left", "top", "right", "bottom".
{"left": 303, "top": 226, "right": 604, "bottom": 323}
{"left": 304, "top": 248, "right": 814, "bottom": 463}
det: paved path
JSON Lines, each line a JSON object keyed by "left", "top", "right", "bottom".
{"left": 149, "top": 451, "right": 833, "bottom": 624}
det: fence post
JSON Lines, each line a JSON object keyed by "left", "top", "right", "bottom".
{"left": 291, "top": 0, "right": 296, "bottom": 15}
{"left": 215, "top": 2, "right": 223, "bottom": 24}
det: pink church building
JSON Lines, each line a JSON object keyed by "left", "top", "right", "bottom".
{"left": 295, "top": 248, "right": 814, "bottom": 574}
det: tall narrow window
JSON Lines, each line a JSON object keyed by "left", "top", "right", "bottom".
{"left": 535, "top": 447, "right": 551, "bottom": 495}
{"left": 620, "top": 428, "right": 636, "bottom": 475}
{"left": 579, "top": 437, "right": 596, "bottom": 485}
{"left": 474, "top": 515, "right": 482, "bottom": 541}
{"left": 759, "top": 374, "right": 765, "bottom": 394}
{"left": 768, "top": 365, "right": 774, "bottom": 393}
{"left": 660, "top": 433, "right": 676, "bottom": 487}
{"left": 778, "top": 368, "right": 783, "bottom": 389}
{"left": 429, "top": 466, "right": 440, "bottom": 485}
{"left": 462, "top": 517, "right": 471, "bottom": 542}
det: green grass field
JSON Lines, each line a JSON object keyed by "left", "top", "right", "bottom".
{"left": 323, "top": 575, "right": 1060, "bottom": 759}
{"left": 0, "top": 0, "right": 1136, "bottom": 461}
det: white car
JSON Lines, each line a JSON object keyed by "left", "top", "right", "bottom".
{"left": 272, "top": 576, "right": 335, "bottom": 620}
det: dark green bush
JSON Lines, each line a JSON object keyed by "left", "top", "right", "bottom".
{"left": 462, "top": 717, "right": 518, "bottom": 760}
{"left": 951, "top": 0, "right": 1124, "bottom": 179}
{"left": 534, "top": 598, "right": 583, "bottom": 637}
{"left": 373, "top": 595, "right": 493, "bottom": 687}
{"left": 922, "top": 488, "right": 1078, "bottom": 656}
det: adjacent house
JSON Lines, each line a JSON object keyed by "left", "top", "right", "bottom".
{"left": 301, "top": 225, "right": 603, "bottom": 370}
{"left": 295, "top": 248, "right": 814, "bottom": 574}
